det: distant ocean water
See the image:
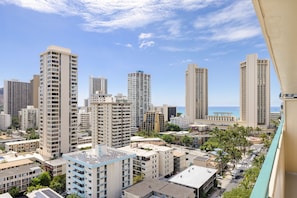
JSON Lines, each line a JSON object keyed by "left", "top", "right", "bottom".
{"left": 177, "top": 106, "right": 281, "bottom": 118}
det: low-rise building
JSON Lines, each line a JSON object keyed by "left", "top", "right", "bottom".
{"left": 119, "top": 144, "right": 159, "bottom": 179}
{"left": 0, "top": 159, "right": 42, "bottom": 193}
{"left": 43, "top": 158, "right": 66, "bottom": 177}
{"left": 26, "top": 187, "right": 63, "bottom": 198}
{"left": 123, "top": 179, "right": 195, "bottom": 198}
{"left": 173, "top": 150, "right": 187, "bottom": 173}
{"left": 169, "top": 165, "right": 217, "bottom": 198}
{"left": 5, "top": 139, "right": 39, "bottom": 153}
{"left": 170, "top": 115, "right": 191, "bottom": 130}
{"left": 119, "top": 143, "right": 174, "bottom": 178}
{"left": 63, "top": 145, "right": 135, "bottom": 198}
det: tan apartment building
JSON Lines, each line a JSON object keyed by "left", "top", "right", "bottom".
{"left": 91, "top": 94, "right": 131, "bottom": 148}
{"left": 240, "top": 54, "right": 270, "bottom": 128}
{"left": 141, "top": 111, "right": 165, "bottom": 133}
{"left": 185, "top": 64, "right": 208, "bottom": 122}
{"left": 5, "top": 139, "right": 39, "bottom": 153}
{"left": 39, "top": 46, "right": 78, "bottom": 159}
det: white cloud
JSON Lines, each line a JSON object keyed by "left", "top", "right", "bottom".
{"left": 139, "top": 33, "right": 153, "bottom": 40}
{"left": 160, "top": 46, "right": 201, "bottom": 52}
{"left": 126, "top": 43, "right": 133, "bottom": 48}
{"left": 139, "top": 41, "right": 155, "bottom": 49}
{"left": 194, "top": 0, "right": 260, "bottom": 42}
{"left": 1, "top": 0, "right": 215, "bottom": 32}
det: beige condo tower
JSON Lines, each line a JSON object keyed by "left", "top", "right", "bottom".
{"left": 185, "top": 64, "right": 208, "bottom": 123}
{"left": 240, "top": 54, "right": 270, "bottom": 128}
{"left": 39, "top": 46, "right": 78, "bottom": 159}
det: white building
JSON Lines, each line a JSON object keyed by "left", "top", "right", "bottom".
{"left": 0, "top": 159, "right": 42, "bottom": 194}
{"left": 19, "top": 106, "right": 39, "bottom": 131}
{"left": 170, "top": 115, "right": 191, "bottom": 130}
{"left": 186, "top": 64, "right": 208, "bottom": 122}
{"left": 240, "top": 54, "right": 270, "bottom": 128}
{"left": 63, "top": 145, "right": 135, "bottom": 198}
{"left": 91, "top": 94, "right": 131, "bottom": 148}
{"left": 78, "top": 109, "right": 91, "bottom": 132}
{"left": 120, "top": 143, "right": 174, "bottom": 178}
{"left": 89, "top": 76, "right": 107, "bottom": 106}
{"left": 128, "top": 71, "right": 151, "bottom": 129}
{"left": 39, "top": 46, "right": 78, "bottom": 159}
{"left": 169, "top": 165, "right": 217, "bottom": 198}
{"left": 0, "top": 112, "right": 11, "bottom": 130}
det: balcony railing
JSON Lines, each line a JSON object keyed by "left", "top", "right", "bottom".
{"left": 250, "top": 118, "right": 284, "bottom": 198}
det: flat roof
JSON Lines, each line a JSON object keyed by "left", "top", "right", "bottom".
{"left": 5, "top": 139, "right": 39, "bottom": 145}
{"left": 169, "top": 165, "right": 217, "bottom": 189}
{"left": 124, "top": 179, "right": 195, "bottom": 197}
{"left": 27, "top": 187, "right": 63, "bottom": 198}
{"left": 119, "top": 146, "right": 157, "bottom": 157}
{"left": 45, "top": 158, "right": 66, "bottom": 166}
{"left": 0, "top": 158, "right": 33, "bottom": 170}
{"left": 172, "top": 150, "right": 186, "bottom": 157}
{"left": 63, "top": 145, "right": 136, "bottom": 168}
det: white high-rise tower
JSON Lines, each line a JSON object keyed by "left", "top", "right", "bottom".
{"left": 128, "top": 71, "right": 151, "bottom": 128}
{"left": 185, "top": 64, "right": 208, "bottom": 122}
{"left": 39, "top": 46, "right": 78, "bottom": 158}
{"left": 240, "top": 54, "right": 270, "bottom": 128}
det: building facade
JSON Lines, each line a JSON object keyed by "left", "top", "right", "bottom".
{"left": 0, "top": 112, "right": 11, "bottom": 130}
{"left": 120, "top": 143, "right": 174, "bottom": 179}
{"left": 0, "top": 159, "right": 42, "bottom": 194}
{"left": 5, "top": 139, "right": 39, "bottom": 153}
{"left": 4, "top": 80, "right": 32, "bottom": 118}
{"left": 19, "top": 105, "right": 39, "bottom": 131}
{"left": 30, "top": 75, "right": 40, "bottom": 109}
{"left": 91, "top": 94, "right": 131, "bottom": 148}
{"left": 185, "top": 64, "right": 208, "bottom": 122}
{"left": 141, "top": 111, "right": 165, "bottom": 133}
{"left": 78, "top": 109, "right": 91, "bottom": 132}
{"left": 154, "top": 105, "right": 176, "bottom": 122}
{"left": 240, "top": 54, "right": 270, "bottom": 128}
{"left": 39, "top": 46, "right": 78, "bottom": 159}
{"left": 128, "top": 71, "right": 151, "bottom": 129}
{"left": 63, "top": 145, "right": 135, "bottom": 198}
{"left": 89, "top": 76, "right": 107, "bottom": 106}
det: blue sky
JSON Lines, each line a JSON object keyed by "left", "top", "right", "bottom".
{"left": 0, "top": 0, "right": 281, "bottom": 107}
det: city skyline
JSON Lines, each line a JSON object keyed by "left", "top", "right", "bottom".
{"left": 0, "top": 0, "right": 281, "bottom": 107}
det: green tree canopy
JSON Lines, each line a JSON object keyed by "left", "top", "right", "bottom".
{"left": 161, "top": 134, "right": 175, "bottom": 144}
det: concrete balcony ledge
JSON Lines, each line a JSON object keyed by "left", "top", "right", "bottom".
{"left": 251, "top": 119, "right": 284, "bottom": 198}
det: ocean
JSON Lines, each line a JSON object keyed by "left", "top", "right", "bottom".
{"left": 177, "top": 106, "right": 281, "bottom": 118}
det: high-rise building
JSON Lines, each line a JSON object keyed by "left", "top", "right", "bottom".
{"left": 30, "top": 75, "right": 40, "bottom": 109}
{"left": 4, "top": 80, "right": 32, "bottom": 117}
{"left": 19, "top": 105, "right": 39, "bottom": 131}
{"left": 39, "top": 46, "right": 78, "bottom": 159}
{"left": 91, "top": 94, "right": 131, "bottom": 148}
{"left": 128, "top": 71, "right": 151, "bottom": 128}
{"left": 185, "top": 64, "right": 208, "bottom": 122}
{"left": 63, "top": 145, "right": 135, "bottom": 198}
{"left": 89, "top": 76, "right": 107, "bottom": 105}
{"left": 141, "top": 111, "right": 165, "bottom": 133}
{"left": 154, "top": 105, "right": 177, "bottom": 122}
{"left": 240, "top": 54, "right": 270, "bottom": 128}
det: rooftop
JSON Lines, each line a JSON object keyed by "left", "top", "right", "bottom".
{"left": 63, "top": 145, "right": 136, "bottom": 168}
{"left": 0, "top": 158, "right": 33, "bottom": 170}
{"left": 169, "top": 165, "right": 217, "bottom": 189}
{"left": 124, "top": 179, "right": 195, "bottom": 197}
{"left": 5, "top": 139, "right": 39, "bottom": 146}
{"left": 27, "top": 187, "right": 63, "bottom": 198}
